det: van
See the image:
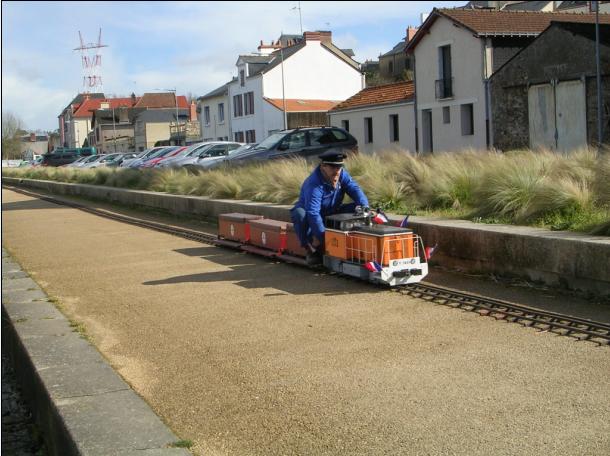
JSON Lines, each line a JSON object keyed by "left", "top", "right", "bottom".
{"left": 41, "top": 147, "right": 98, "bottom": 167}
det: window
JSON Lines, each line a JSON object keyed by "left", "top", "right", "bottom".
{"left": 234, "top": 131, "right": 245, "bottom": 142}
{"left": 244, "top": 92, "right": 255, "bottom": 115}
{"left": 461, "top": 103, "right": 474, "bottom": 136}
{"left": 364, "top": 117, "right": 373, "bottom": 143}
{"left": 280, "top": 131, "right": 307, "bottom": 150}
{"left": 240, "top": 69, "right": 245, "bottom": 86}
{"left": 389, "top": 114, "right": 399, "bottom": 142}
{"left": 310, "top": 129, "right": 339, "bottom": 146}
{"left": 389, "top": 61, "right": 394, "bottom": 75}
{"left": 206, "top": 145, "right": 227, "bottom": 157}
{"left": 341, "top": 120, "right": 349, "bottom": 132}
{"left": 436, "top": 45, "right": 453, "bottom": 99}
{"left": 218, "top": 103, "right": 224, "bottom": 123}
{"left": 443, "top": 106, "right": 451, "bottom": 124}
{"left": 233, "top": 94, "right": 243, "bottom": 117}
{"left": 204, "top": 106, "right": 210, "bottom": 125}
{"left": 245, "top": 130, "right": 256, "bottom": 143}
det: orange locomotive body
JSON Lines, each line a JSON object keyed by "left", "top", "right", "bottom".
{"left": 216, "top": 209, "right": 428, "bottom": 286}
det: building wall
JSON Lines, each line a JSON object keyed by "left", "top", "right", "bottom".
{"left": 414, "top": 17, "right": 488, "bottom": 152}
{"left": 97, "top": 124, "right": 134, "bottom": 153}
{"left": 379, "top": 53, "right": 412, "bottom": 80}
{"left": 229, "top": 76, "right": 268, "bottom": 142}
{"left": 70, "top": 118, "right": 91, "bottom": 148}
{"left": 329, "top": 102, "right": 416, "bottom": 154}
{"left": 144, "top": 123, "right": 171, "bottom": 149}
{"left": 199, "top": 93, "right": 231, "bottom": 141}
{"left": 262, "top": 41, "right": 363, "bottom": 100}
{"left": 490, "top": 25, "right": 610, "bottom": 150}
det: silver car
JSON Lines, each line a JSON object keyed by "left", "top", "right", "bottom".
{"left": 156, "top": 142, "right": 210, "bottom": 168}
{"left": 163, "top": 142, "right": 234, "bottom": 168}
{"left": 195, "top": 143, "right": 256, "bottom": 170}
{"left": 121, "top": 147, "right": 165, "bottom": 168}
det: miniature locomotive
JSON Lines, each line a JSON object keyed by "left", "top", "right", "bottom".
{"left": 215, "top": 207, "right": 428, "bottom": 286}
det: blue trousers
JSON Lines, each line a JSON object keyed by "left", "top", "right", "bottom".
{"left": 290, "top": 203, "right": 359, "bottom": 249}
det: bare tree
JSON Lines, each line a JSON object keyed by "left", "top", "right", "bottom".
{"left": 2, "top": 111, "right": 26, "bottom": 159}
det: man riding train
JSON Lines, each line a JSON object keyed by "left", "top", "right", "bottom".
{"left": 290, "top": 150, "right": 369, "bottom": 265}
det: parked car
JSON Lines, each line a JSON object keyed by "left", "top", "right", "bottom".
{"left": 62, "top": 156, "right": 90, "bottom": 167}
{"left": 197, "top": 143, "right": 258, "bottom": 170}
{"left": 143, "top": 147, "right": 188, "bottom": 168}
{"left": 126, "top": 147, "right": 174, "bottom": 168}
{"left": 83, "top": 153, "right": 133, "bottom": 168}
{"left": 79, "top": 154, "right": 108, "bottom": 169}
{"left": 105, "top": 153, "right": 137, "bottom": 167}
{"left": 169, "top": 142, "right": 243, "bottom": 169}
{"left": 121, "top": 147, "right": 166, "bottom": 168}
{"left": 224, "top": 127, "right": 358, "bottom": 166}
{"left": 156, "top": 142, "right": 210, "bottom": 168}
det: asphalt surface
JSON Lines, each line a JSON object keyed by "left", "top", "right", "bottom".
{"left": 2, "top": 187, "right": 610, "bottom": 456}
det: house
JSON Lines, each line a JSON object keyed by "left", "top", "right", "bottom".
{"left": 198, "top": 80, "right": 234, "bottom": 142}
{"left": 58, "top": 92, "right": 189, "bottom": 149}
{"left": 490, "top": 21, "right": 610, "bottom": 151}
{"left": 405, "top": 8, "right": 610, "bottom": 153}
{"left": 228, "top": 31, "right": 363, "bottom": 144}
{"left": 89, "top": 106, "right": 143, "bottom": 153}
{"left": 378, "top": 27, "right": 418, "bottom": 83}
{"left": 133, "top": 109, "right": 190, "bottom": 151}
{"left": 58, "top": 93, "right": 105, "bottom": 147}
{"left": 328, "top": 81, "right": 416, "bottom": 153}
{"left": 464, "top": 1, "right": 610, "bottom": 13}
{"left": 20, "top": 133, "right": 48, "bottom": 159}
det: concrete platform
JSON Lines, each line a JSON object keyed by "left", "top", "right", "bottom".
{"left": 3, "top": 177, "right": 608, "bottom": 296}
{"left": 1, "top": 249, "right": 191, "bottom": 456}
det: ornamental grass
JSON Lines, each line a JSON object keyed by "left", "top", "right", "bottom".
{"left": 3, "top": 147, "right": 609, "bottom": 235}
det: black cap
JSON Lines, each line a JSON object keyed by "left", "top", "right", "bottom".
{"left": 319, "top": 150, "right": 346, "bottom": 166}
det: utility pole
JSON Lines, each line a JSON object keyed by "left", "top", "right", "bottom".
{"left": 594, "top": 1, "right": 604, "bottom": 151}
{"left": 280, "top": 47, "right": 288, "bottom": 130}
{"left": 112, "top": 106, "right": 117, "bottom": 153}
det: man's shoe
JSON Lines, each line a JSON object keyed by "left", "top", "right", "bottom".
{"left": 305, "top": 250, "right": 323, "bottom": 266}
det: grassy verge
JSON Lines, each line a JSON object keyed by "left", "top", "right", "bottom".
{"left": 4, "top": 148, "right": 609, "bottom": 235}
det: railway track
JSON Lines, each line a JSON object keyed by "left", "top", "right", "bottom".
{"left": 6, "top": 185, "right": 610, "bottom": 346}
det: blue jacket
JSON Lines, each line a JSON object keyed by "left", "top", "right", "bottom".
{"left": 293, "top": 166, "right": 369, "bottom": 241}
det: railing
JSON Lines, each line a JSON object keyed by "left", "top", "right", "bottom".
{"left": 435, "top": 77, "right": 453, "bottom": 99}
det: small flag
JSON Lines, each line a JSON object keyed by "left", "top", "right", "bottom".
{"left": 425, "top": 243, "right": 438, "bottom": 260}
{"left": 364, "top": 261, "right": 383, "bottom": 272}
{"left": 372, "top": 210, "right": 388, "bottom": 225}
{"left": 397, "top": 215, "right": 409, "bottom": 228}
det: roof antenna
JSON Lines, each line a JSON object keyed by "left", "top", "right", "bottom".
{"left": 291, "top": 1, "right": 303, "bottom": 35}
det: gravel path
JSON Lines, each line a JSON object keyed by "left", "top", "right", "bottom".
{"left": 2, "top": 188, "right": 610, "bottom": 456}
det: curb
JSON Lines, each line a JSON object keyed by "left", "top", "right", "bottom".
{"left": 1, "top": 248, "right": 192, "bottom": 456}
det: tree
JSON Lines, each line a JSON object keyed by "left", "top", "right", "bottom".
{"left": 2, "top": 112, "right": 25, "bottom": 159}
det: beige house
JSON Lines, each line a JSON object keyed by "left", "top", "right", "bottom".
{"left": 134, "top": 109, "right": 189, "bottom": 151}
{"left": 20, "top": 133, "right": 48, "bottom": 159}
{"left": 328, "top": 81, "right": 416, "bottom": 154}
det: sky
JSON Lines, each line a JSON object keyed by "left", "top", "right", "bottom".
{"left": 2, "top": 1, "right": 465, "bottom": 132}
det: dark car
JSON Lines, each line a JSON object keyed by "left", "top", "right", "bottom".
{"left": 225, "top": 127, "right": 357, "bottom": 165}
{"left": 41, "top": 147, "right": 97, "bottom": 167}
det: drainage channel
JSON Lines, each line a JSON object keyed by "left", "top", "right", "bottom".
{"left": 6, "top": 185, "right": 610, "bottom": 346}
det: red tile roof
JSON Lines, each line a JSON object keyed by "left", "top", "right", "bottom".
{"left": 264, "top": 98, "right": 341, "bottom": 112}
{"left": 406, "top": 8, "right": 610, "bottom": 51}
{"left": 330, "top": 81, "right": 414, "bottom": 112}
{"left": 134, "top": 93, "right": 189, "bottom": 109}
{"left": 72, "top": 97, "right": 138, "bottom": 118}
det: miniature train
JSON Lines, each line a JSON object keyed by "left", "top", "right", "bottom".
{"left": 214, "top": 207, "right": 429, "bottom": 286}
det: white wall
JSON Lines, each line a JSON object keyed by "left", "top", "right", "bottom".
{"left": 228, "top": 76, "right": 266, "bottom": 142}
{"left": 199, "top": 94, "right": 231, "bottom": 141}
{"left": 262, "top": 40, "right": 363, "bottom": 101}
{"left": 414, "top": 17, "right": 488, "bottom": 152}
{"left": 329, "top": 102, "right": 416, "bottom": 154}
{"left": 70, "top": 118, "right": 90, "bottom": 148}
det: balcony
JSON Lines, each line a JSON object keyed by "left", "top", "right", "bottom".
{"left": 435, "top": 78, "right": 453, "bottom": 99}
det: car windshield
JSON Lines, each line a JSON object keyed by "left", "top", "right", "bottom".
{"left": 228, "top": 144, "right": 253, "bottom": 156}
{"left": 155, "top": 147, "right": 180, "bottom": 158}
{"left": 254, "top": 133, "right": 286, "bottom": 150}
{"left": 101, "top": 154, "right": 120, "bottom": 162}
{"left": 172, "top": 145, "right": 200, "bottom": 158}
{"left": 184, "top": 143, "right": 213, "bottom": 157}
{"left": 83, "top": 155, "right": 100, "bottom": 163}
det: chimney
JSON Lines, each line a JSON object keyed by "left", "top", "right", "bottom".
{"left": 406, "top": 26, "right": 418, "bottom": 42}
{"left": 303, "top": 31, "right": 332, "bottom": 44}
{"left": 131, "top": 92, "right": 137, "bottom": 106}
{"left": 190, "top": 101, "right": 197, "bottom": 121}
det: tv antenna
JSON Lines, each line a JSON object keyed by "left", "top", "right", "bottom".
{"left": 74, "top": 28, "right": 108, "bottom": 92}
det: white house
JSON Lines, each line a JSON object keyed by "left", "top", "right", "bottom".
{"left": 228, "top": 31, "right": 364, "bottom": 143}
{"left": 405, "top": 7, "right": 606, "bottom": 153}
{"left": 328, "top": 81, "right": 416, "bottom": 154}
{"left": 198, "top": 80, "right": 233, "bottom": 142}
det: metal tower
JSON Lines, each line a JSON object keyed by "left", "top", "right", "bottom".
{"left": 74, "top": 28, "right": 108, "bottom": 92}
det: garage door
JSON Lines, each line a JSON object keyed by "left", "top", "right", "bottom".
{"left": 528, "top": 80, "right": 587, "bottom": 152}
